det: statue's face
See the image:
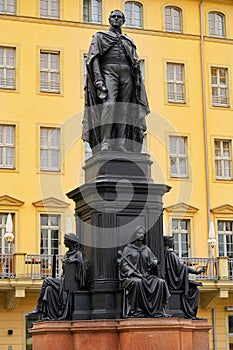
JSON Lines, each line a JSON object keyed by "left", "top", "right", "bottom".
{"left": 64, "top": 238, "right": 72, "bottom": 248}
{"left": 109, "top": 11, "right": 124, "bottom": 28}
{"left": 168, "top": 239, "right": 174, "bottom": 248}
{"left": 135, "top": 228, "right": 145, "bottom": 241}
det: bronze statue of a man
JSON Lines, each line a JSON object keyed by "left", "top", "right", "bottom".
{"left": 82, "top": 10, "right": 150, "bottom": 154}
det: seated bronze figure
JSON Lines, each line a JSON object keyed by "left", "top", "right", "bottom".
{"left": 119, "top": 226, "right": 170, "bottom": 318}
{"left": 29, "top": 233, "right": 90, "bottom": 320}
{"left": 164, "top": 236, "right": 206, "bottom": 319}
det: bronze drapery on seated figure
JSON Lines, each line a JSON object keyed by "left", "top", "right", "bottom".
{"left": 29, "top": 233, "right": 90, "bottom": 320}
{"left": 82, "top": 10, "right": 150, "bottom": 154}
{"left": 119, "top": 226, "right": 170, "bottom": 318}
{"left": 163, "top": 236, "right": 206, "bottom": 320}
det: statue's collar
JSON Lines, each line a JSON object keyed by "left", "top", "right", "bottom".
{"left": 109, "top": 27, "right": 122, "bottom": 34}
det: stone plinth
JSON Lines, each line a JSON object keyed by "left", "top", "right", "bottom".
{"left": 30, "top": 318, "right": 211, "bottom": 350}
{"left": 67, "top": 152, "right": 171, "bottom": 319}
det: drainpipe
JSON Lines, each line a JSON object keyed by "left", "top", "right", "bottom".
{"left": 199, "top": 1, "right": 211, "bottom": 242}
{"left": 212, "top": 307, "right": 217, "bottom": 350}
{"left": 199, "top": 3, "right": 216, "bottom": 349}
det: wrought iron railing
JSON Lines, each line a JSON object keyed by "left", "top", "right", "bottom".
{"left": 25, "top": 254, "right": 64, "bottom": 279}
{"left": 180, "top": 257, "right": 218, "bottom": 281}
{"left": 229, "top": 258, "right": 233, "bottom": 280}
{"left": 0, "top": 254, "right": 14, "bottom": 278}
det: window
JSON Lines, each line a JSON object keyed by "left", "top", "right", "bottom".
{"left": 40, "top": 127, "right": 60, "bottom": 171}
{"left": 218, "top": 220, "right": 233, "bottom": 257}
{"left": 167, "top": 63, "right": 185, "bottom": 103}
{"left": 0, "top": 213, "right": 14, "bottom": 254}
{"left": 25, "top": 314, "right": 41, "bottom": 350}
{"left": 0, "top": 47, "right": 16, "bottom": 89}
{"left": 228, "top": 315, "right": 233, "bottom": 349}
{"left": 211, "top": 67, "right": 228, "bottom": 107}
{"left": 125, "top": 2, "right": 142, "bottom": 28}
{"left": 0, "top": 124, "right": 15, "bottom": 169}
{"left": 165, "top": 6, "right": 182, "bottom": 33}
{"left": 214, "top": 139, "right": 232, "bottom": 180}
{"left": 40, "top": 51, "right": 60, "bottom": 93}
{"left": 169, "top": 136, "right": 188, "bottom": 177}
{"left": 40, "top": 214, "right": 60, "bottom": 277}
{"left": 83, "top": 0, "right": 101, "bottom": 23}
{"left": 172, "top": 218, "right": 190, "bottom": 258}
{"left": 0, "top": 0, "right": 16, "bottom": 14}
{"left": 40, "top": 0, "right": 59, "bottom": 19}
{"left": 208, "top": 12, "right": 225, "bottom": 38}
{"left": 40, "top": 214, "right": 60, "bottom": 255}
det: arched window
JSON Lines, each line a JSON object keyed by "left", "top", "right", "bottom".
{"left": 208, "top": 12, "right": 225, "bottom": 38}
{"left": 125, "top": 2, "right": 143, "bottom": 28}
{"left": 165, "top": 6, "right": 182, "bottom": 33}
{"left": 83, "top": 0, "right": 101, "bottom": 24}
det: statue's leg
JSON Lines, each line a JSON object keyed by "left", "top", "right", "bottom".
{"left": 117, "top": 65, "right": 133, "bottom": 151}
{"left": 100, "top": 64, "right": 119, "bottom": 151}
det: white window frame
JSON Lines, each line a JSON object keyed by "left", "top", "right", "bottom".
{"left": 0, "top": 46, "right": 16, "bottom": 89}
{"left": 125, "top": 1, "right": 143, "bottom": 28}
{"left": 0, "top": 0, "right": 16, "bottom": 14}
{"left": 40, "top": 127, "right": 60, "bottom": 171}
{"left": 167, "top": 63, "right": 185, "bottom": 103}
{"left": 165, "top": 6, "right": 182, "bottom": 33}
{"left": 40, "top": 213, "right": 60, "bottom": 256}
{"left": 172, "top": 218, "right": 190, "bottom": 258}
{"left": 208, "top": 12, "right": 225, "bottom": 38}
{"left": 40, "top": 51, "right": 60, "bottom": 93}
{"left": 169, "top": 135, "right": 188, "bottom": 178}
{"left": 214, "top": 139, "right": 232, "bottom": 180}
{"left": 40, "top": 0, "right": 60, "bottom": 19}
{"left": 211, "top": 67, "right": 229, "bottom": 107}
{"left": 83, "top": 0, "right": 102, "bottom": 24}
{"left": 218, "top": 220, "right": 233, "bottom": 257}
{"left": 0, "top": 124, "right": 15, "bottom": 169}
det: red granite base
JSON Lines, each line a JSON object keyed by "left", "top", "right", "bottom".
{"left": 30, "top": 318, "right": 212, "bottom": 350}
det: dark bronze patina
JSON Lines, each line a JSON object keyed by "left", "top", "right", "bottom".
{"left": 82, "top": 10, "right": 150, "bottom": 153}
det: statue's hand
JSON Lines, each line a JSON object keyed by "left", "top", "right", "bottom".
{"left": 134, "top": 272, "right": 143, "bottom": 279}
{"left": 95, "top": 80, "right": 107, "bottom": 91}
{"left": 197, "top": 266, "right": 206, "bottom": 274}
{"left": 151, "top": 259, "right": 158, "bottom": 266}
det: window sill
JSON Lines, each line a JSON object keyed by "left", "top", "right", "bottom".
{"left": 0, "top": 167, "right": 19, "bottom": 173}
{"left": 37, "top": 91, "right": 63, "bottom": 97}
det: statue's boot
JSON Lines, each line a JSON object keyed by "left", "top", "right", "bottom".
{"left": 117, "top": 124, "right": 128, "bottom": 152}
{"left": 101, "top": 124, "right": 111, "bottom": 151}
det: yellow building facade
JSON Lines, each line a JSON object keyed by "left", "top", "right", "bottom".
{"left": 0, "top": 0, "right": 233, "bottom": 349}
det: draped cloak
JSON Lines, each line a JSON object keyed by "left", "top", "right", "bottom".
{"left": 164, "top": 247, "right": 202, "bottom": 319}
{"left": 119, "top": 243, "right": 170, "bottom": 318}
{"left": 36, "top": 249, "right": 90, "bottom": 320}
{"left": 82, "top": 31, "right": 150, "bottom": 152}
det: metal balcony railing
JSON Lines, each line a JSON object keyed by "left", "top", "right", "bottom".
{"left": 0, "top": 254, "right": 222, "bottom": 281}
{"left": 229, "top": 258, "right": 233, "bottom": 280}
{"left": 180, "top": 257, "right": 218, "bottom": 281}
{"left": 25, "top": 254, "right": 64, "bottom": 279}
{"left": 0, "top": 254, "right": 14, "bottom": 279}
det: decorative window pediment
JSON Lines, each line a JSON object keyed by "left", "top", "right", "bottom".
{"left": 0, "top": 195, "right": 24, "bottom": 207}
{"left": 33, "top": 197, "right": 69, "bottom": 209}
{"left": 165, "top": 202, "right": 199, "bottom": 215}
{"left": 211, "top": 204, "right": 233, "bottom": 215}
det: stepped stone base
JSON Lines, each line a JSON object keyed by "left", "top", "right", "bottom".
{"left": 30, "top": 318, "right": 211, "bottom": 350}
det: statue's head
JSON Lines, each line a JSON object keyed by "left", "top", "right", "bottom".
{"left": 130, "top": 226, "right": 146, "bottom": 243}
{"left": 109, "top": 10, "right": 125, "bottom": 27}
{"left": 163, "top": 236, "right": 174, "bottom": 248}
{"left": 64, "top": 233, "right": 80, "bottom": 247}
